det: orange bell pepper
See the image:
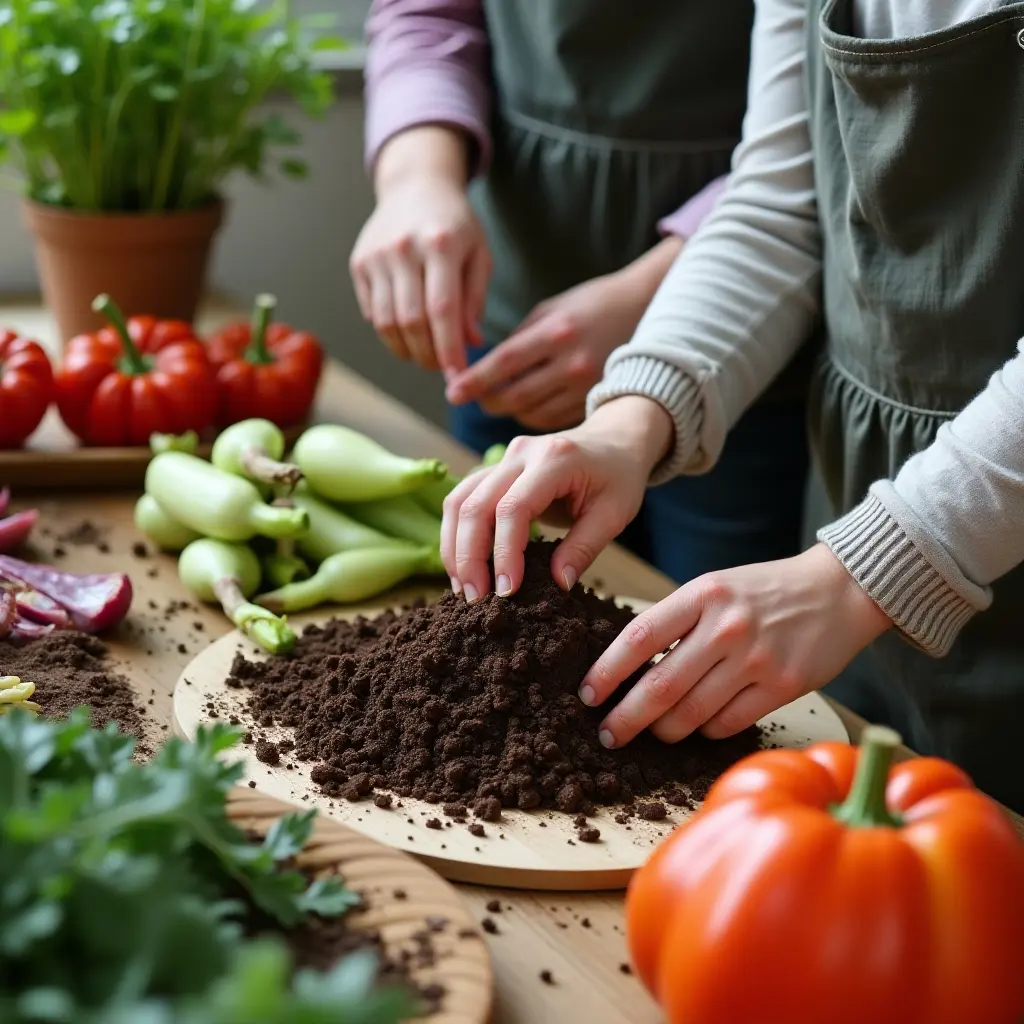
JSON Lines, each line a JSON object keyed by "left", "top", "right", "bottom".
{"left": 206, "top": 293, "right": 323, "bottom": 430}
{"left": 626, "top": 726, "right": 1024, "bottom": 1024}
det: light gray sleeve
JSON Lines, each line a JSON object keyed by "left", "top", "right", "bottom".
{"left": 821, "top": 343, "right": 1024, "bottom": 655}
{"left": 587, "top": 0, "right": 822, "bottom": 480}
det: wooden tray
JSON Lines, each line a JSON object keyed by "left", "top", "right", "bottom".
{"left": 0, "top": 409, "right": 306, "bottom": 492}
{"left": 229, "top": 786, "right": 492, "bottom": 1023}
{"left": 175, "top": 593, "right": 850, "bottom": 892}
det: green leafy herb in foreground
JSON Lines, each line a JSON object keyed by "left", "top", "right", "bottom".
{"left": 0, "top": 709, "right": 411, "bottom": 1023}
{"left": 0, "top": 0, "right": 340, "bottom": 211}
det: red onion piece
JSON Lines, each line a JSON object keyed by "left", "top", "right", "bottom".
{"left": 0, "top": 555, "right": 132, "bottom": 634}
{"left": 0, "top": 509, "right": 38, "bottom": 553}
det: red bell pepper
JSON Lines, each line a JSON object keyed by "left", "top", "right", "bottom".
{"left": 0, "top": 329, "right": 53, "bottom": 448}
{"left": 54, "top": 294, "right": 218, "bottom": 447}
{"left": 206, "top": 293, "right": 323, "bottom": 430}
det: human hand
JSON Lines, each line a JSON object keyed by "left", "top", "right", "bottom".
{"left": 445, "top": 235, "right": 684, "bottom": 430}
{"left": 444, "top": 271, "right": 645, "bottom": 430}
{"left": 441, "top": 395, "right": 674, "bottom": 602}
{"left": 580, "top": 544, "right": 892, "bottom": 749}
{"left": 350, "top": 127, "right": 491, "bottom": 377}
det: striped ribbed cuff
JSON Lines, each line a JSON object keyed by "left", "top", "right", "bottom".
{"left": 586, "top": 356, "right": 703, "bottom": 485}
{"left": 818, "top": 492, "right": 982, "bottom": 657}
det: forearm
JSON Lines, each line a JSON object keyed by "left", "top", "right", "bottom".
{"left": 821, "top": 341, "right": 1024, "bottom": 656}
{"left": 374, "top": 126, "right": 470, "bottom": 196}
{"left": 587, "top": 0, "right": 822, "bottom": 484}
{"left": 364, "top": 0, "right": 492, "bottom": 176}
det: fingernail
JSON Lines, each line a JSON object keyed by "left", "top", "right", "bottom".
{"left": 496, "top": 574, "right": 512, "bottom": 597}
{"left": 562, "top": 566, "right": 578, "bottom": 591}
{"left": 579, "top": 684, "right": 596, "bottom": 706}
{"left": 599, "top": 729, "right": 615, "bottom": 749}
{"left": 450, "top": 576, "right": 462, "bottom": 595}
{"left": 463, "top": 583, "right": 479, "bottom": 604}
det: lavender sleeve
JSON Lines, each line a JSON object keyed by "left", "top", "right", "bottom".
{"left": 364, "top": 0, "right": 493, "bottom": 176}
{"left": 658, "top": 175, "right": 730, "bottom": 239}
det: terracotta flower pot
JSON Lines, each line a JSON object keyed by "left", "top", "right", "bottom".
{"left": 22, "top": 198, "right": 226, "bottom": 345}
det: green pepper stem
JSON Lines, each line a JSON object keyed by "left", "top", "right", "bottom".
{"left": 241, "top": 445, "right": 302, "bottom": 488}
{"left": 247, "top": 502, "right": 309, "bottom": 539}
{"left": 245, "top": 293, "right": 278, "bottom": 366}
{"left": 93, "top": 294, "right": 150, "bottom": 376}
{"left": 213, "top": 577, "right": 295, "bottom": 653}
{"left": 833, "top": 725, "right": 903, "bottom": 829}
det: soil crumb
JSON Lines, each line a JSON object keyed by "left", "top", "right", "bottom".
{"left": 227, "top": 541, "right": 762, "bottom": 816}
{"left": 0, "top": 631, "right": 147, "bottom": 744}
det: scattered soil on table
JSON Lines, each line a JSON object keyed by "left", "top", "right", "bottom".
{"left": 56, "top": 520, "right": 110, "bottom": 553}
{"left": 0, "top": 631, "right": 148, "bottom": 747}
{"left": 227, "top": 540, "right": 762, "bottom": 817}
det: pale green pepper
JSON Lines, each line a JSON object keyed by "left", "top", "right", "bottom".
{"left": 178, "top": 538, "right": 296, "bottom": 654}
{"left": 211, "top": 418, "right": 302, "bottom": 489}
{"left": 257, "top": 546, "right": 434, "bottom": 614}
{"left": 133, "top": 494, "right": 202, "bottom": 553}
{"left": 291, "top": 424, "right": 448, "bottom": 502}
{"left": 146, "top": 452, "right": 309, "bottom": 542}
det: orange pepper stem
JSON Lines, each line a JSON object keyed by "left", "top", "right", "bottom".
{"left": 92, "top": 293, "right": 151, "bottom": 376}
{"left": 245, "top": 293, "right": 278, "bottom": 366}
{"left": 833, "top": 725, "right": 903, "bottom": 829}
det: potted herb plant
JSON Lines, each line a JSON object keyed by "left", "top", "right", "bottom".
{"left": 0, "top": 0, "right": 337, "bottom": 342}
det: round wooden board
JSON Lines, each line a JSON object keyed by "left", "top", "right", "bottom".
{"left": 175, "top": 591, "right": 849, "bottom": 891}
{"left": 227, "top": 786, "right": 492, "bottom": 1024}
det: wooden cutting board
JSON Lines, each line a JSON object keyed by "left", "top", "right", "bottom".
{"left": 229, "top": 786, "right": 493, "bottom": 1024}
{"left": 175, "top": 594, "right": 849, "bottom": 891}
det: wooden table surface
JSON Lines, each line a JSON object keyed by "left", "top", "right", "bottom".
{"left": 4, "top": 299, "right": 1023, "bottom": 1024}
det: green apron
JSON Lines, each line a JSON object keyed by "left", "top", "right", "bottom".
{"left": 471, "top": 0, "right": 812, "bottom": 402}
{"left": 808, "top": 0, "right": 1024, "bottom": 811}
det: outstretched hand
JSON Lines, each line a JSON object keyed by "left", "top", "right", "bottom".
{"left": 580, "top": 545, "right": 891, "bottom": 748}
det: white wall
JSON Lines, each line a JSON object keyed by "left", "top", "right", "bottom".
{"left": 0, "top": 61, "right": 450, "bottom": 429}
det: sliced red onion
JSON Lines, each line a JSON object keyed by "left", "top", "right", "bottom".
{"left": 0, "top": 509, "right": 38, "bottom": 553}
{"left": 8, "top": 615, "right": 55, "bottom": 643}
{"left": 15, "top": 588, "right": 73, "bottom": 629}
{"left": 0, "top": 588, "right": 14, "bottom": 639}
{"left": 0, "top": 487, "right": 9, "bottom": 517}
{"left": 0, "top": 555, "right": 132, "bottom": 634}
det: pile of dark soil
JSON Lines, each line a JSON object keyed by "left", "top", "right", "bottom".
{"left": 0, "top": 631, "right": 147, "bottom": 742}
{"left": 228, "top": 541, "right": 762, "bottom": 815}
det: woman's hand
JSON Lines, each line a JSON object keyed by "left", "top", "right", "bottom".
{"left": 441, "top": 395, "right": 674, "bottom": 602}
{"left": 350, "top": 127, "right": 491, "bottom": 377}
{"left": 580, "top": 544, "right": 892, "bottom": 748}
{"left": 445, "top": 237, "right": 684, "bottom": 430}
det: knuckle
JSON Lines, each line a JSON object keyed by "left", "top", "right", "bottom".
{"left": 427, "top": 295, "right": 454, "bottom": 320}
{"left": 491, "top": 543, "right": 515, "bottom": 564}
{"left": 507, "top": 435, "right": 529, "bottom": 456}
{"left": 546, "top": 435, "right": 579, "bottom": 460}
{"left": 622, "top": 616, "right": 657, "bottom": 653}
{"left": 713, "top": 607, "right": 754, "bottom": 645}
{"left": 495, "top": 494, "right": 522, "bottom": 521}
{"left": 673, "top": 690, "right": 707, "bottom": 727}
{"left": 551, "top": 312, "right": 578, "bottom": 342}
{"left": 567, "top": 538, "right": 596, "bottom": 568}
{"left": 698, "top": 574, "right": 735, "bottom": 606}
{"left": 642, "top": 668, "right": 678, "bottom": 707}
{"left": 458, "top": 496, "right": 485, "bottom": 524}
{"left": 422, "top": 228, "right": 454, "bottom": 253}
{"left": 568, "top": 352, "right": 597, "bottom": 379}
